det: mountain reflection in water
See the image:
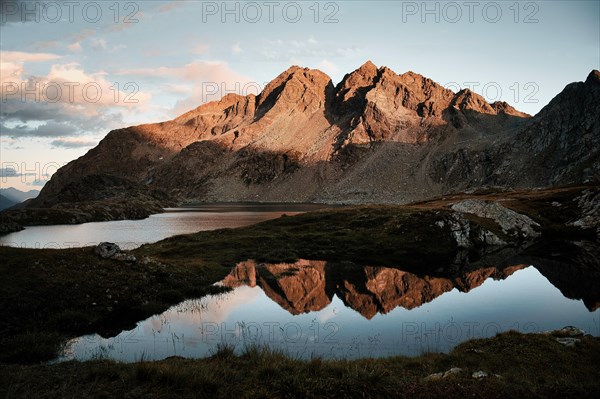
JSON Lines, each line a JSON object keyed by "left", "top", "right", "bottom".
{"left": 222, "top": 260, "right": 530, "bottom": 319}
{"left": 59, "top": 241, "right": 600, "bottom": 362}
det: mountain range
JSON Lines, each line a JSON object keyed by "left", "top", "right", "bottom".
{"left": 0, "top": 188, "right": 39, "bottom": 211}
{"left": 19, "top": 62, "right": 600, "bottom": 211}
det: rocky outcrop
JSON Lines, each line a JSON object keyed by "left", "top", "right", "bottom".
{"left": 0, "top": 217, "right": 23, "bottom": 235}
{"left": 450, "top": 199, "right": 540, "bottom": 239}
{"left": 0, "top": 174, "right": 170, "bottom": 229}
{"left": 504, "top": 70, "right": 600, "bottom": 187}
{"left": 94, "top": 242, "right": 136, "bottom": 262}
{"left": 570, "top": 189, "right": 600, "bottom": 235}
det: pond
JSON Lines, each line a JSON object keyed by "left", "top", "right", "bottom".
{"left": 0, "top": 203, "right": 329, "bottom": 250}
{"left": 59, "top": 255, "right": 600, "bottom": 362}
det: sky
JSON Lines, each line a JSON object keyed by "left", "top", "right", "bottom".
{"left": 1, "top": 0, "right": 599, "bottom": 191}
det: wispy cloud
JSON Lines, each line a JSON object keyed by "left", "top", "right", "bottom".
{"left": 91, "top": 38, "right": 107, "bottom": 51}
{"left": 118, "top": 60, "right": 255, "bottom": 115}
{"left": 157, "top": 1, "right": 187, "bottom": 13}
{"left": 1, "top": 51, "right": 62, "bottom": 63}
{"left": 232, "top": 42, "right": 243, "bottom": 54}
{"left": 68, "top": 42, "right": 83, "bottom": 53}
{"left": 260, "top": 38, "right": 361, "bottom": 63}
{"left": 192, "top": 44, "right": 210, "bottom": 55}
{"left": 319, "top": 59, "right": 339, "bottom": 75}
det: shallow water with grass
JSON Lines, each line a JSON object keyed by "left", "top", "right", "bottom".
{"left": 58, "top": 260, "right": 600, "bottom": 362}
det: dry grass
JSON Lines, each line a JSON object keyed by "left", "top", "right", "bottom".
{"left": 1, "top": 332, "right": 599, "bottom": 398}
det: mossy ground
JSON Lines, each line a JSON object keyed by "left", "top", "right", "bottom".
{"left": 137, "top": 206, "right": 458, "bottom": 270}
{"left": 0, "top": 246, "right": 229, "bottom": 364}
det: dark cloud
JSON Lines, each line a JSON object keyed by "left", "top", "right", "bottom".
{"left": 0, "top": 167, "right": 18, "bottom": 177}
{"left": 0, "top": 167, "right": 35, "bottom": 177}
{"left": 30, "top": 121, "right": 78, "bottom": 137}
{"left": 0, "top": 99, "right": 126, "bottom": 138}
{"left": 50, "top": 139, "right": 97, "bottom": 148}
{"left": 0, "top": 121, "right": 78, "bottom": 137}
{"left": 28, "top": 179, "right": 49, "bottom": 187}
{"left": 1, "top": 101, "right": 71, "bottom": 123}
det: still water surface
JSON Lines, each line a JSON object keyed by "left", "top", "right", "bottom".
{"left": 0, "top": 204, "right": 326, "bottom": 250}
{"left": 1, "top": 205, "right": 596, "bottom": 361}
{"left": 60, "top": 259, "right": 600, "bottom": 361}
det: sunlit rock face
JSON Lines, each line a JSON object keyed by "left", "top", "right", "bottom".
{"left": 221, "top": 260, "right": 529, "bottom": 319}
{"left": 28, "top": 62, "right": 599, "bottom": 206}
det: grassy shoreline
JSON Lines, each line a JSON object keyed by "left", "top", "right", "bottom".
{"left": 2, "top": 332, "right": 599, "bottom": 398}
{"left": 0, "top": 185, "right": 598, "bottom": 397}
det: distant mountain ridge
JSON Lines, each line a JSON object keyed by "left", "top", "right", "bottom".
{"left": 25, "top": 63, "right": 600, "bottom": 208}
{"left": 0, "top": 188, "right": 39, "bottom": 211}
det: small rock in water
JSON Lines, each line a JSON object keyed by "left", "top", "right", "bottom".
{"left": 472, "top": 370, "right": 488, "bottom": 379}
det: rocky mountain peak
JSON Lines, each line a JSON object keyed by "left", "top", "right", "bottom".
{"left": 451, "top": 88, "right": 496, "bottom": 114}
{"left": 358, "top": 60, "right": 378, "bottom": 74}
{"left": 490, "top": 101, "right": 531, "bottom": 118}
{"left": 24, "top": 63, "right": 597, "bottom": 207}
{"left": 333, "top": 61, "right": 380, "bottom": 113}
{"left": 586, "top": 69, "right": 600, "bottom": 85}
{"left": 256, "top": 65, "right": 332, "bottom": 117}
